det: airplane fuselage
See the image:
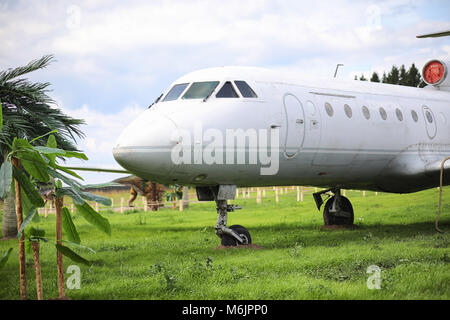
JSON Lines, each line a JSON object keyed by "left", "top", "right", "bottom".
{"left": 113, "top": 67, "right": 450, "bottom": 193}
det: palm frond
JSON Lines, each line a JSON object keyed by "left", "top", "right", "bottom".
{"left": 0, "top": 55, "right": 54, "bottom": 83}
{"left": 0, "top": 55, "right": 85, "bottom": 153}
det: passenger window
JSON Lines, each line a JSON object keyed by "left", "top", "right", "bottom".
{"left": 216, "top": 81, "right": 239, "bottom": 98}
{"left": 325, "top": 102, "right": 334, "bottom": 117}
{"left": 344, "top": 104, "right": 352, "bottom": 118}
{"left": 362, "top": 106, "right": 370, "bottom": 119}
{"left": 182, "top": 81, "right": 219, "bottom": 100}
{"left": 379, "top": 107, "right": 387, "bottom": 120}
{"left": 234, "top": 81, "right": 257, "bottom": 98}
{"left": 163, "top": 83, "right": 189, "bottom": 101}
{"left": 425, "top": 110, "right": 433, "bottom": 123}
{"left": 396, "top": 108, "right": 403, "bottom": 121}
{"left": 411, "top": 110, "right": 419, "bottom": 122}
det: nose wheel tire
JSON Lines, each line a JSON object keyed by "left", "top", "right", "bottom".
{"left": 221, "top": 225, "right": 252, "bottom": 246}
{"left": 323, "top": 196, "right": 354, "bottom": 226}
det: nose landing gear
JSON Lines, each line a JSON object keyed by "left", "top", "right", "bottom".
{"left": 196, "top": 185, "right": 252, "bottom": 247}
{"left": 215, "top": 200, "right": 252, "bottom": 246}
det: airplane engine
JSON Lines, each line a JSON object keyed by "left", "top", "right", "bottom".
{"left": 422, "top": 59, "right": 450, "bottom": 88}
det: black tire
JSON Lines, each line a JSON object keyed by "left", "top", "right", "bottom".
{"left": 221, "top": 225, "right": 252, "bottom": 246}
{"left": 323, "top": 196, "right": 354, "bottom": 226}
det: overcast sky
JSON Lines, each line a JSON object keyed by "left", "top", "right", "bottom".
{"left": 1, "top": 0, "right": 449, "bottom": 183}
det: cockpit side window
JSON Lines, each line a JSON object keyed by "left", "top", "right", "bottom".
{"left": 163, "top": 83, "right": 189, "bottom": 102}
{"left": 182, "top": 81, "right": 219, "bottom": 100}
{"left": 216, "top": 81, "right": 239, "bottom": 98}
{"left": 234, "top": 81, "right": 257, "bottom": 98}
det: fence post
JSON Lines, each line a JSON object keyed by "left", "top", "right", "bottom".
{"left": 297, "top": 186, "right": 300, "bottom": 202}
{"left": 182, "top": 186, "right": 189, "bottom": 209}
{"left": 179, "top": 200, "right": 184, "bottom": 212}
{"left": 275, "top": 188, "right": 279, "bottom": 203}
{"left": 120, "top": 197, "right": 124, "bottom": 214}
{"left": 257, "top": 188, "right": 261, "bottom": 204}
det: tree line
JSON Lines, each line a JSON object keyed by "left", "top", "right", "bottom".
{"left": 355, "top": 63, "right": 423, "bottom": 87}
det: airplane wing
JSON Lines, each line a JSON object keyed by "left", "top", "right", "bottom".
{"left": 113, "top": 175, "right": 146, "bottom": 195}
{"left": 416, "top": 30, "right": 450, "bottom": 38}
{"left": 62, "top": 166, "right": 139, "bottom": 191}
{"left": 63, "top": 166, "right": 130, "bottom": 174}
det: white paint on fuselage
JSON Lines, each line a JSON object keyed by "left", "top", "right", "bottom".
{"left": 113, "top": 66, "right": 450, "bottom": 193}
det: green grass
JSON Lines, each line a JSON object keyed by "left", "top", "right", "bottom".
{"left": 0, "top": 188, "right": 449, "bottom": 300}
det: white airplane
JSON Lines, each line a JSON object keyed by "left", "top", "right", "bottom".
{"left": 110, "top": 32, "right": 450, "bottom": 246}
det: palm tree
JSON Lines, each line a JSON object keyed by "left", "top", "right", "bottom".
{"left": 1, "top": 55, "right": 85, "bottom": 238}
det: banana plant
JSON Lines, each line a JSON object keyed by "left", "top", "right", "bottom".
{"left": 24, "top": 226, "right": 47, "bottom": 300}
{"left": 164, "top": 185, "right": 183, "bottom": 210}
{"left": 0, "top": 131, "right": 112, "bottom": 299}
{"left": 0, "top": 248, "right": 13, "bottom": 271}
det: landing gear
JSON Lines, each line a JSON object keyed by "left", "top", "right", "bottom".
{"left": 323, "top": 196, "right": 354, "bottom": 225}
{"left": 221, "top": 225, "right": 252, "bottom": 246}
{"left": 195, "top": 185, "right": 252, "bottom": 247}
{"left": 313, "top": 188, "right": 354, "bottom": 226}
{"left": 215, "top": 200, "right": 252, "bottom": 246}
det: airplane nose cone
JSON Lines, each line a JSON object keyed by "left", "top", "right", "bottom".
{"left": 113, "top": 112, "right": 178, "bottom": 182}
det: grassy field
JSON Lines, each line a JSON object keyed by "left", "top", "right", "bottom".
{"left": 0, "top": 187, "right": 449, "bottom": 300}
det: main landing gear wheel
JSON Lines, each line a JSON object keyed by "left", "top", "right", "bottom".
{"left": 221, "top": 225, "right": 252, "bottom": 246}
{"left": 323, "top": 196, "right": 354, "bottom": 226}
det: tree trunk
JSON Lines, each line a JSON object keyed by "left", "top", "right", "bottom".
{"left": 150, "top": 182, "right": 157, "bottom": 211}
{"left": 2, "top": 192, "right": 17, "bottom": 239}
{"left": 12, "top": 157, "right": 26, "bottom": 300}
{"left": 55, "top": 196, "right": 65, "bottom": 298}
{"left": 31, "top": 242, "right": 43, "bottom": 300}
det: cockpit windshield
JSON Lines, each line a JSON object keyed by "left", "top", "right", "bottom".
{"left": 234, "top": 81, "right": 257, "bottom": 98}
{"left": 216, "top": 81, "right": 239, "bottom": 98}
{"left": 160, "top": 80, "right": 257, "bottom": 102}
{"left": 163, "top": 83, "right": 189, "bottom": 102}
{"left": 182, "top": 81, "right": 219, "bottom": 100}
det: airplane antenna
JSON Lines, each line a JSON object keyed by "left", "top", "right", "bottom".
{"left": 334, "top": 64, "right": 344, "bottom": 78}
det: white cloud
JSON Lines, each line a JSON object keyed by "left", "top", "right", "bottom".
{"left": 1, "top": 0, "right": 449, "bottom": 183}
{"left": 59, "top": 102, "right": 146, "bottom": 168}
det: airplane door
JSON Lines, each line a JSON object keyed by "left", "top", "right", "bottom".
{"left": 422, "top": 105, "right": 437, "bottom": 139}
{"left": 283, "top": 93, "right": 305, "bottom": 157}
